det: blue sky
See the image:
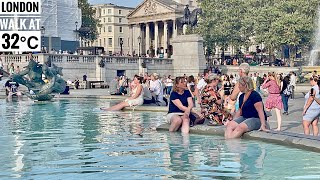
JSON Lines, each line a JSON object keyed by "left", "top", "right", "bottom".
{"left": 88, "top": 0, "right": 143, "bottom": 7}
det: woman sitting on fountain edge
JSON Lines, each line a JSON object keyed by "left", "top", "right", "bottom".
{"left": 167, "top": 76, "right": 204, "bottom": 134}
{"left": 225, "top": 76, "right": 269, "bottom": 139}
{"left": 101, "top": 75, "right": 144, "bottom": 111}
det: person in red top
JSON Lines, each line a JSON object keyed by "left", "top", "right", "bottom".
{"left": 262, "top": 72, "right": 283, "bottom": 131}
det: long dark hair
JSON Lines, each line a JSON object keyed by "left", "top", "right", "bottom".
{"left": 283, "top": 75, "right": 290, "bottom": 85}
{"left": 134, "top": 75, "right": 143, "bottom": 84}
{"left": 315, "top": 76, "right": 320, "bottom": 94}
{"left": 187, "top": 75, "right": 195, "bottom": 83}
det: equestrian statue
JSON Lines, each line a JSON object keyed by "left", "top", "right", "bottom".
{"left": 176, "top": 5, "right": 202, "bottom": 30}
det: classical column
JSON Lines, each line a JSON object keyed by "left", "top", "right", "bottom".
{"left": 129, "top": 25, "right": 133, "bottom": 56}
{"left": 154, "top": 21, "right": 159, "bottom": 57}
{"left": 163, "top": 21, "right": 168, "bottom": 58}
{"left": 173, "top": 19, "right": 177, "bottom": 38}
{"left": 145, "top": 23, "right": 150, "bottom": 55}
{"left": 134, "top": 24, "right": 143, "bottom": 55}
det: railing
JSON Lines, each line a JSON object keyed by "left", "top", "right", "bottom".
{"left": 0, "top": 53, "right": 173, "bottom": 65}
{"left": 0, "top": 54, "right": 39, "bottom": 63}
{"left": 98, "top": 56, "right": 173, "bottom": 65}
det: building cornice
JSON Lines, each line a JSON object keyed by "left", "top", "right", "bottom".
{"left": 128, "top": 12, "right": 183, "bottom": 24}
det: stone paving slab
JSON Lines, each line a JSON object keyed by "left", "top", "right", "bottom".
{"left": 156, "top": 123, "right": 320, "bottom": 152}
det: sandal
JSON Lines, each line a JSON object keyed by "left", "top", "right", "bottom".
{"left": 207, "top": 120, "right": 222, "bottom": 126}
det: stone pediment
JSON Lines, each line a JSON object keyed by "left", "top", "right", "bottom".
{"left": 127, "top": 0, "right": 182, "bottom": 19}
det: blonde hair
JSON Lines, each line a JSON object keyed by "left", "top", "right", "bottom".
{"left": 151, "top": 73, "right": 159, "bottom": 80}
{"left": 239, "top": 76, "right": 254, "bottom": 91}
{"left": 239, "top": 63, "right": 250, "bottom": 75}
{"left": 268, "top": 72, "right": 281, "bottom": 87}
{"left": 172, "top": 76, "right": 185, "bottom": 92}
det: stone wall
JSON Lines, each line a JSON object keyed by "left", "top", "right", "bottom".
{"left": 0, "top": 54, "right": 174, "bottom": 83}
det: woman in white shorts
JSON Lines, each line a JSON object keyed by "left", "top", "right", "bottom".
{"left": 167, "top": 77, "right": 203, "bottom": 134}
{"left": 101, "top": 75, "right": 144, "bottom": 111}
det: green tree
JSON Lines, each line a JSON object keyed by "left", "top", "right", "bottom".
{"left": 198, "top": 0, "right": 252, "bottom": 59}
{"left": 78, "top": 0, "right": 100, "bottom": 42}
{"left": 197, "top": 0, "right": 320, "bottom": 64}
{"left": 251, "top": 0, "right": 320, "bottom": 63}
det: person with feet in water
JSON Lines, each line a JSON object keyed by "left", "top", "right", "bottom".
{"left": 101, "top": 75, "right": 144, "bottom": 111}
{"left": 5, "top": 78, "right": 22, "bottom": 101}
{"left": 225, "top": 76, "right": 268, "bottom": 139}
{"left": 167, "top": 77, "right": 204, "bottom": 133}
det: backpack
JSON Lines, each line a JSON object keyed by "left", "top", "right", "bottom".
{"left": 283, "top": 85, "right": 293, "bottom": 96}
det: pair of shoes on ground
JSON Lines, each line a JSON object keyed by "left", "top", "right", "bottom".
{"left": 282, "top": 112, "right": 289, "bottom": 115}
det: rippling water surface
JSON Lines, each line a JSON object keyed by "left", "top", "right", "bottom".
{"left": 0, "top": 99, "right": 320, "bottom": 179}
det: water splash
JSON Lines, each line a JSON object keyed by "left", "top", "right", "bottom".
{"left": 309, "top": 7, "right": 320, "bottom": 66}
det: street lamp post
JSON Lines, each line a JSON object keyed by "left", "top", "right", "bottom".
{"left": 138, "top": 36, "right": 141, "bottom": 57}
{"left": 120, "top": 38, "right": 123, "bottom": 56}
{"left": 40, "top": 26, "right": 45, "bottom": 52}
{"left": 74, "top": 21, "right": 80, "bottom": 48}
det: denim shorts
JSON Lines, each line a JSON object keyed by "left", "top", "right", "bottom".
{"left": 234, "top": 116, "right": 262, "bottom": 131}
{"left": 303, "top": 109, "right": 320, "bottom": 121}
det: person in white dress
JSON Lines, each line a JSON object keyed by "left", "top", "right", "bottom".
{"left": 101, "top": 75, "right": 144, "bottom": 111}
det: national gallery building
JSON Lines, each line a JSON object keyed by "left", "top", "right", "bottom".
{"left": 127, "top": 0, "right": 198, "bottom": 58}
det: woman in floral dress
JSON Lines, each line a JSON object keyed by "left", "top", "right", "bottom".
{"left": 262, "top": 72, "right": 283, "bottom": 131}
{"left": 200, "top": 74, "right": 233, "bottom": 126}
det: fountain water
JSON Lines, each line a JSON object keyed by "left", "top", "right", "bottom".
{"left": 309, "top": 7, "right": 320, "bottom": 66}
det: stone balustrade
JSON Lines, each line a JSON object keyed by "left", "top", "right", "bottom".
{"left": 219, "top": 65, "right": 300, "bottom": 76}
{"left": 0, "top": 53, "right": 174, "bottom": 83}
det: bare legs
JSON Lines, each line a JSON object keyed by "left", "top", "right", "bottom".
{"left": 313, "top": 119, "right": 319, "bottom": 136}
{"left": 266, "top": 108, "right": 282, "bottom": 131}
{"left": 303, "top": 119, "right": 319, "bottom": 136}
{"left": 274, "top": 108, "right": 282, "bottom": 131}
{"left": 101, "top": 101, "right": 130, "bottom": 111}
{"left": 225, "top": 120, "right": 249, "bottom": 139}
{"left": 169, "top": 114, "right": 190, "bottom": 134}
{"left": 7, "top": 92, "right": 22, "bottom": 102}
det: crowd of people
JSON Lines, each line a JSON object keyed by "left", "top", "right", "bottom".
{"left": 2, "top": 55, "right": 319, "bottom": 137}
{"left": 103, "top": 63, "right": 319, "bottom": 138}
{"left": 108, "top": 73, "right": 171, "bottom": 107}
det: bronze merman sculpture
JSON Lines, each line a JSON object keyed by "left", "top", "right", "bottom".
{"left": 11, "top": 56, "right": 66, "bottom": 101}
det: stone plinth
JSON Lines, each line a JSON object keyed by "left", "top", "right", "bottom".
{"left": 171, "top": 35, "right": 206, "bottom": 76}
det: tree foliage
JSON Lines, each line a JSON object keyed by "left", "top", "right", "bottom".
{"left": 197, "top": 0, "right": 320, "bottom": 60}
{"left": 78, "top": 0, "right": 100, "bottom": 41}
